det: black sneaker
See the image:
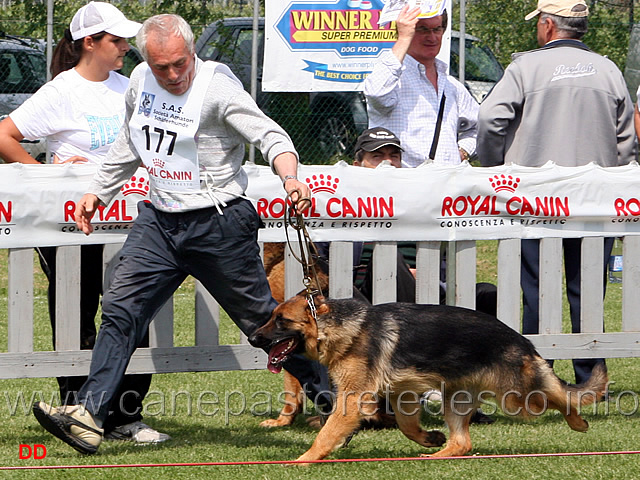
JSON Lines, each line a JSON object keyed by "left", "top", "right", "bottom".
{"left": 104, "top": 421, "right": 170, "bottom": 444}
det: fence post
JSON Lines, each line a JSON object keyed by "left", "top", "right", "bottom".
{"left": 329, "top": 241, "right": 353, "bottom": 299}
{"left": 497, "top": 238, "right": 521, "bottom": 330}
{"left": 539, "top": 238, "right": 563, "bottom": 334}
{"left": 371, "top": 242, "right": 397, "bottom": 305}
{"left": 8, "top": 248, "right": 34, "bottom": 353}
{"left": 581, "top": 236, "right": 605, "bottom": 333}
{"left": 453, "top": 240, "right": 476, "bottom": 309}
{"left": 415, "top": 241, "right": 441, "bottom": 305}
{"left": 622, "top": 236, "right": 640, "bottom": 332}
{"left": 55, "top": 246, "right": 80, "bottom": 351}
{"left": 195, "top": 280, "right": 220, "bottom": 346}
{"left": 284, "top": 241, "right": 304, "bottom": 300}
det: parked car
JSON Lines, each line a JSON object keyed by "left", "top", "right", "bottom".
{"left": 449, "top": 30, "right": 505, "bottom": 103}
{"left": 0, "top": 36, "right": 143, "bottom": 164}
{"left": 0, "top": 33, "right": 48, "bottom": 162}
{"left": 195, "top": 17, "right": 504, "bottom": 163}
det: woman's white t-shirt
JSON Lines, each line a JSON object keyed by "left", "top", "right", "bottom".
{"left": 10, "top": 68, "right": 129, "bottom": 164}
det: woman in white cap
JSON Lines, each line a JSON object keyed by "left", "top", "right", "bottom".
{"left": 0, "top": 2, "right": 169, "bottom": 444}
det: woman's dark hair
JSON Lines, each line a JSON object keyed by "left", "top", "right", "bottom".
{"left": 50, "top": 29, "right": 107, "bottom": 78}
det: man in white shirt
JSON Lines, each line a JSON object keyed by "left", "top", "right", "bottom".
{"left": 363, "top": 4, "right": 478, "bottom": 167}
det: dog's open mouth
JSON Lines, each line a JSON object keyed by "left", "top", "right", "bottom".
{"left": 267, "top": 338, "right": 299, "bottom": 374}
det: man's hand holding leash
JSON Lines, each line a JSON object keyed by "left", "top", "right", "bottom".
{"left": 274, "top": 152, "right": 311, "bottom": 214}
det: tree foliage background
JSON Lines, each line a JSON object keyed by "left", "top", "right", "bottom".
{"left": 0, "top": 0, "right": 260, "bottom": 42}
{"left": 456, "top": 0, "right": 634, "bottom": 70}
{"left": 0, "top": 0, "right": 636, "bottom": 163}
{"left": 0, "top": 0, "right": 635, "bottom": 70}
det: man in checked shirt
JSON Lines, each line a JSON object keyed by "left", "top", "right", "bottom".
{"left": 364, "top": 3, "right": 478, "bottom": 167}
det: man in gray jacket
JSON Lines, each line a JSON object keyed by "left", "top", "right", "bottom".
{"left": 478, "top": 1, "right": 635, "bottom": 167}
{"left": 477, "top": 0, "right": 636, "bottom": 384}
{"left": 32, "top": 14, "right": 332, "bottom": 455}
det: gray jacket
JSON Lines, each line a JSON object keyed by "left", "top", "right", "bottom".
{"left": 88, "top": 58, "right": 297, "bottom": 212}
{"left": 477, "top": 39, "right": 636, "bottom": 167}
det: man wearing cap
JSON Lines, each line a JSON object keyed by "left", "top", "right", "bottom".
{"left": 353, "top": 126, "right": 404, "bottom": 168}
{"left": 477, "top": 0, "right": 636, "bottom": 384}
{"left": 351, "top": 126, "right": 497, "bottom": 309}
{"left": 363, "top": 3, "right": 478, "bottom": 167}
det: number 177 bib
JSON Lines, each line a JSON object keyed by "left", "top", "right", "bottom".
{"left": 130, "top": 61, "right": 216, "bottom": 193}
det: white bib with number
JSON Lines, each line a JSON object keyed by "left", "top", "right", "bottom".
{"left": 130, "top": 61, "right": 216, "bottom": 193}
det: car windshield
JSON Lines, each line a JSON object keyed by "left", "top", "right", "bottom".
{"left": 200, "top": 23, "right": 265, "bottom": 92}
{"left": 450, "top": 38, "right": 503, "bottom": 83}
{"left": 0, "top": 50, "right": 46, "bottom": 94}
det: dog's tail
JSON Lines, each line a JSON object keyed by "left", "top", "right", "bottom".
{"left": 538, "top": 360, "right": 608, "bottom": 431}
{"left": 556, "top": 361, "right": 609, "bottom": 408}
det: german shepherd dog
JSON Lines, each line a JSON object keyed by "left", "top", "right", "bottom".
{"left": 249, "top": 294, "right": 608, "bottom": 461}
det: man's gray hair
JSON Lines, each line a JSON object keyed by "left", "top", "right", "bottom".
{"left": 541, "top": 12, "right": 588, "bottom": 39}
{"left": 137, "top": 14, "right": 195, "bottom": 61}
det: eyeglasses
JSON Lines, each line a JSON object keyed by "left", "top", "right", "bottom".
{"left": 415, "top": 26, "right": 445, "bottom": 36}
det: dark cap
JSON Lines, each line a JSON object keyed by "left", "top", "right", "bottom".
{"left": 354, "top": 127, "right": 404, "bottom": 154}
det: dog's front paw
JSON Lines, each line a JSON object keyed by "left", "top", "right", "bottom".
{"left": 293, "top": 453, "right": 320, "bottom": 466}
{"left": 424, "top": 429, "right": 447, "bottom": 447}
{"left": 259, "top": 417, "right": 294, "bottom": 428}
{"left": 305, "top": 415, "right": 323, "bottom": 430}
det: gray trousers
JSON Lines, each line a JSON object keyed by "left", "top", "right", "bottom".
{"left": 78, "top": 200, "right": 331, "bottom": 424}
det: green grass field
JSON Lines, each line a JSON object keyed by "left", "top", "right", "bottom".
{"left": 1, "top": 243, "right": 639, "bottom": 479}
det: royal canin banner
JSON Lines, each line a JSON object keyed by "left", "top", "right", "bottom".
{"left": 1, "top": 161, "right": 640, "bottom": 248}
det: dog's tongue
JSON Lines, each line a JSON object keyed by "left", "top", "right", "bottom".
{"left": 267, "top": 362, "right": 283, "bottom": 374}
{"left": 267, "top": 340, "right": 291, "bottom": 374}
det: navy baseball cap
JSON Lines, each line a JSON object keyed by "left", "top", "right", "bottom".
{"left": 355, "top": 127, "right": 404, "bottom": 154}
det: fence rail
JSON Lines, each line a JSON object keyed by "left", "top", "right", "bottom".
{"left": 2, "top": 236, "right": 640, "bottom": 380}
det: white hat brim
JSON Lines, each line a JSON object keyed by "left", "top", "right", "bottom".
{"left": 105, "top": 19, "right": 142, "bottom": 39}
{"left": 524, "top": 9, "right": 541, "bottom": 21}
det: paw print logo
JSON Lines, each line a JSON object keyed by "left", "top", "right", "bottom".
{"left": 489, "top": 174, "right": 520, "bottom": 194}
{"left": 305, "top": 174, "right": 340, "bottom": 194}
{"left": 122, "top": 176, "right": 150, "bottom": 197}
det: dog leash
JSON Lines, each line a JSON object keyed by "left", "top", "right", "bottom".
{"left": 284, "top": 189, "right": 321, "bottom": 320}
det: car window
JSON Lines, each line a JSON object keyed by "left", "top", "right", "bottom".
{"left": 213, "top": 28, "right": 265, "bottom": 93}
{"left": 0, "top": 51, "right": 45, "bottom": 94}
{"left": 199, "top": 22, "right": 238, "bottom": 62}
{"left": 450, "top": 38, "right": 503, "bottom": 83}
{"left": 227, "top": 29, "right": 264, "bottom": 66}
{"left": 25, "top": 51, "right": 47, "bottom": 83}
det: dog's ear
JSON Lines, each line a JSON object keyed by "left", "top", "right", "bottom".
{"left": 314, "top": 295, "right": 330, "bottom": 315}
{"left": 316, "top": 303, "right": 330, "bottom": 315}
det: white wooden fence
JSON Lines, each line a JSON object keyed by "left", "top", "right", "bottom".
{"left": 1, "top": 235, "right": 640, "bottom": 380}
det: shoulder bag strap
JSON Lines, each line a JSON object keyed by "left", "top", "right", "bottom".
{"left": 428, "top": 93, "right": 446, "bottom": 161}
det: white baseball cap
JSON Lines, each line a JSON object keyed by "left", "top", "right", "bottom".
{"left": 70, "top": 2, "right": 141, "bottom": 41}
